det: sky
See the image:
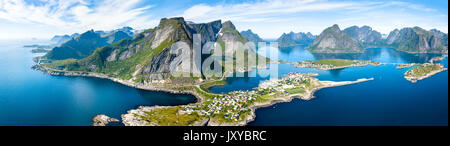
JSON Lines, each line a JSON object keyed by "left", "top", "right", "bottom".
{"left": 0, "top": 0, "right": 448, "bottom": 39}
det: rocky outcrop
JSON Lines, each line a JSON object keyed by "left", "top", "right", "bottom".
{"left": 307, "top": 24, "right": 363, "bottom": 53}
{"left": 92, "top": 114, "right": 119, "bottom": 126}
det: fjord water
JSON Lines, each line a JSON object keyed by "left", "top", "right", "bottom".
{"left": 0, "top": 40, "right": 196, "bottom": 126}
{"left": 0, "top": 40, "right": 447, "bottom": 126}
{"left": 210, "top": 45, "right": 448, "bottom": 126}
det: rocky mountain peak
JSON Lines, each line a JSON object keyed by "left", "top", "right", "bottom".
{"left": 330, "top": 24, "right": 341, "bottom": 31}
{"left": 307, "top": 24, "right": 363, "bottom": 53}
{"left": 222, "top": 21, "right": 236, "bottom": 30}
{"left": 343, "top": 25, "right": 383, "bottom": 46}
{"left": 385, "top": 26, "right": 448, "bottom": 53}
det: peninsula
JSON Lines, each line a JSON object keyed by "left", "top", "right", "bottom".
{"left": 121, "top": 73, "right": 374, "bottom": 126}
{"left": 404, "top": 63, "right": 447, "bottom": 83}
{"left": 397, "top": 63, "right": 418, "bottom": 69}
{"left": 92, "top": 114, "right": 119, "bottom": 126}
{"left": 293, "top": 59, "right": 381, "bottom": 70}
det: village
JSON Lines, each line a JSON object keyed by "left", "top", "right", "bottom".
{"left": 179, "top": 72, "right": 319, "bottom": 122}
{"left": 294, "top": 59, "right": 381, "bottom": 70}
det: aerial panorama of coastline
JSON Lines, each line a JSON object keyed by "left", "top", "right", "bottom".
{"left": 0, "top": 0, "right": 448, "bottom": 126}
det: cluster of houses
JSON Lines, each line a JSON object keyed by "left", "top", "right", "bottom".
{"left": 180, "top": 91, "right": 257, "bottom": 121}
{"left": 179, "top": 72, "right": 316, "bottom": 122}
{"left": 258, "top": 73, "right": 311, "bottom": 93}
{"left": 295, "top": 60, "right": 378, "bottom": 70}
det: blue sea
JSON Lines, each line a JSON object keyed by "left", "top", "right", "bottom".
{"left": 0, "top": 40, "right": 196, "bottom": 126}
{"left": 211, "top": 45, "right": 448, "bottom": 126}
{"left": 0, "top": 40, "right": 447, "bottom": 126}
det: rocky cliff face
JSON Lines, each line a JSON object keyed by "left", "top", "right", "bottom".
{"left": 386, "top": 27, "right": 448, "bottom": 53}
{"left": 240, "top": 29, "right": 264, "bottom": 43}
{"left": 277, "top": 32, "right": 315, "bottom": 47}
{"left": 386, "top": 29, "right": 400, "bottom": 45}
{"left": 307, "top": 24, "right": 363, "bottom": 53}
{"left": 343, "top": 26, "right": 384, "bottom": 47}
{"left": 52, "top": 17, "right": 261, "bottom": 83}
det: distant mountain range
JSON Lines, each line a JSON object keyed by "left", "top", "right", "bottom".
{"left": 276, "top": 32, "right": 316, "bottom": 48}
{"left": 240, "top": 29, "right": 264, "bottom": 43}
{"left": 237, "top": 24, "right": 448, "bottom": 53}
{"left": 44, "top": 18, "right": 448, "bottom": 67}
{"left": 386, "top": 27, "right": 448, "bottom": 53}
{"left": 307, "top": 24, "right": 447, "bottom": 53}
{"left": 50, "top": 33, "right": 80, "bottom": 45}
{"left": 44, "top": 17, "right": 265, "bottom": 82}
{"left": 44, "top": 27, "right": 135, "bottom": 60}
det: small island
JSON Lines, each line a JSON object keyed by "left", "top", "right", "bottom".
{"left": 397, "top": 63, "right": 418, "bottom": 69}
{"left": 92, "top": 114, "right": 119, "bottom": 126}
{"left": 24, "top": 44, "right": 54, "bottom": 53}
{"left": 429, "top": 55, "right": 448, "bottom": 64}
{"left": 293, "top": 59, "right": 381, "bottom": 70}
{"left": 404, "top": 63, "right": 447, "bottom": 83}
{"left": 121, "top": 73, "right": 374, "bottom": 126}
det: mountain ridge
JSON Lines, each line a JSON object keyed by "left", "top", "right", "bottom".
{"left": 43, "top": 17, "right": 266, "bottom": 83}
{"left": 277, "top": 31, "right": 315, "bottom": 47}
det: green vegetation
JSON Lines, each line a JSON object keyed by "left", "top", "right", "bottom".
{"left": 194, "top": 86, "right": 218, "bottom": 99}
{"left": 221, "top": 28, "right": 247, "bottom": 43}
{"left": 312, "top": 59, "right": 355, "bottom": 66}
{"left": 100, "top": 39, "right": 177, "bottom": 80}
{"left": 199, "top": 80, "right": 227, "bottom": 93}
{"left": 43, "top": 59, "right": 77, "bottom": 69}
{"left": 296, "top": 59, "right": 379, "bottom": 70}
{"left": 286, "top": 88, "right": 305, "bottom": 94}
{"left": 405, "top": 64, "right": 445, "bottom": 78}
{"left": 44, "top": 30, "right": 110, "bottom": 60}
{"left": 137, "top": 107, "right": 204, "bottom": 126}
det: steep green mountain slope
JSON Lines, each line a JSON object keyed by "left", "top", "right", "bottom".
{"left": 43, "top": 17, "right": 267, "bottom": 84}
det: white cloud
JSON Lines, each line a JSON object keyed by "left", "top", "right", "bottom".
{"left": 181, "top": 0, "right": 359, "bottom": 22}
{"left": 0, "top": 0, "right": 446, "bottom": 39}
{"left": 179, "top": 0, "right": 447, "bottom": 38}
{"left": 0, "top": 0, "right": 155, "bottom": 33}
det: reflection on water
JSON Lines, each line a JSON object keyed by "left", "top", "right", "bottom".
{"left": 0, "top": 40, "right": 447, "bottom": 126}
{"left": 260, "top": 45, "right": 443, "bottom": 63}
{"left": 0, "top": 40, "right": 196, "bottom": 126}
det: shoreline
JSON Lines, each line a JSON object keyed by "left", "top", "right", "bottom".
{"left": 404, "top": 68, "right": 448, "bottom": 83}
{"left": 292, "top": 62, "right": 382, "bottom": 70}
{"left": 121, "top": 77, "right": 374, "bottom": 126}
{"left": 34, "top": 65, "right": 374, "bottom": 126}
